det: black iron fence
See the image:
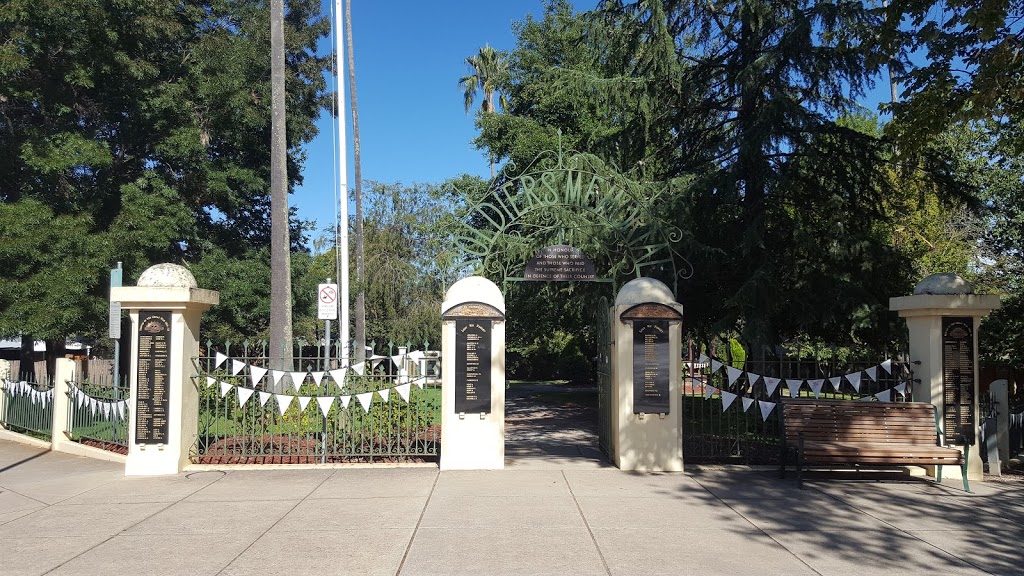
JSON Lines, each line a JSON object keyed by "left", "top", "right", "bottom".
{"left": 682, "top": 341, "right": 913, "bottom": 464}
{"left": 192, "top": 340, "right": 440, "bottom": 464}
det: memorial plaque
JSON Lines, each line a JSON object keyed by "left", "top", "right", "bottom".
{"left": 942, "top": 317, "right": 975, "bottom": 445}
{"left": 523, "top": 244, "right": 597, "bottom": 281}
{"left": 135, "top": 311, "right": 171, "bottom": 444}
{"left": 633, "top": 320, "right": 671, "bottom": 414}
{"left": 455, "top": 318, "right": 491, "bottom": 413}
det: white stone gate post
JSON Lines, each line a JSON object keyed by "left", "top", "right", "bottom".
{"left": 609, "top": 278, "right": 684, "bottom": 472}
{"left": 890, "top": 273, "right": 1000, "bottom": 482}
{"left": 440, "top": 276, "right": 506, "bottom": 470}
{"left": 111, "top": 264, "right": 218, "bottom": 476}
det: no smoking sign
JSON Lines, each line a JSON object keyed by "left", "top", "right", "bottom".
{"left": 318, "top": 283, "right": 338, "bottom": 320}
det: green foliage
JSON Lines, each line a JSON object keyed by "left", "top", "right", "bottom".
{"left": 0, "top": 0, "right": 330, "bottom": 348}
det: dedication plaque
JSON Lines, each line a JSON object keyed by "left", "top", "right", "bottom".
{"left": 523, "top": 244, "right": 597, "bottom": 281}
{"left": 941, "top": 317, "right": 975, "bottom": 445}
{"left": 455, "top": 318, "right": 492, "bottom": 413}
{"left": 135, "top": 311, "right": 172, "bottom": 444}
{"left": 633, "top": 320, "right": 670, "bottom": 414}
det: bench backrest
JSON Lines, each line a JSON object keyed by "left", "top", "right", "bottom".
{"left": 781, "top": 399, "right": 938, "bottom": 445}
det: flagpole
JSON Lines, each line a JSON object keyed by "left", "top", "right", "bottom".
{"left": 334, "top": 0, "right": 350, "bottom": 360}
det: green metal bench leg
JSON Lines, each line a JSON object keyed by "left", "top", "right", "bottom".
{"left": 961, "top": 443, "right": 970, "bottom": 493}
{"left": 936, "top": 464, "right": 942, "bottom": 483}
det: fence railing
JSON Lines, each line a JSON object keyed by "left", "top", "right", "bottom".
{"left": 66, "top": 376, "right": 130, "bottom": 454}
{"left": 681, "top": 343, "right": 913, "bottom": 464}
{"left": 193, "top": 343, "right": 441, "bottom": 464}
{"left": 1, "top": 374, "right": 55, "bottom": 439}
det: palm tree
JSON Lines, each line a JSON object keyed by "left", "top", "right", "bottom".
{"left": 269, "top": 0, "right": 293, "bottom": 374}
{"left": 458, "top": 44, "right": 508, "bottom": 179}
{"left": 345, "top": 0, "right": 366, "bottom": 364}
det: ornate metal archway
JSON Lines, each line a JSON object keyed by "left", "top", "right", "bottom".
{"left": 454, "top": 140, "right": 693, "bottom": 293}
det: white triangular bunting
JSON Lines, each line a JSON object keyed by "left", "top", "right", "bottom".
{"left": 725, "top": 366, "right": 743, "bottom": 385}
{"left": 865, "top": 366, "right": 877, "bottom": 381}
{"left": 785, "top": 379, "right": 803, "bottom": 399}
{"left": 759, "top": 400, "right": 776, "bottom": 421}
{"left": 328, "top": 369, "right": 346, "bottom": 386}
{"left": 356, "top": 392, "right": 374, "bottom": 413}
{"left": 894, "top": 382, "right": 907, "bottom": 396}
{"left": 316, "top": 396, "right": 335, "bottom": 417}
{"left": 276, "top": 394, "right": 293, "bottom": 415}
{"left": 214, "top": 352, "right": 228, "bottom": 368}
{"left": 875, "top": 389, "right": 892, "bottom": 402}
{"left": 395, "top": 383, "right": 411, "bottom": 403}
{"left": 704, "top": 385, "right": 717, "bottom": 400}
{"left": 710, "top": 359, "right": 723, "bottom": 372}
{"left": 289, "top": 372, "right": 306, "bottom": 390}
{"left": 89, "top": 397, "right": 99, "bottom": 415}
{"left": 846, "top": 372, "right": 862, "bottom": 392}
{"left": 742, "top": 397, "right": 755, "bottom": 412}
{"left": 310, "top": 371, "right": 325, "bottom": 386}
{"left": 411, "top": 375, "right": 424, "bottom": 389}
{"left": 698, "top": 354, "right": 709, "bottom": 363}
{"left": 298, "top": 396, "right": 312, "bottom": 411}
{"left": 351, "top": 362, "right": 365, "bottom": 376}
{"left": 118, "top": 400, "right": 127, "bottom": 419}
{"left": 101, "top": 402, "right": 110, "bottom": 417}
{"left": 881, "top": 359, "right": 893, "bottom": 374}
{"left": 339, "top": 395, "right": 351, "bottom": 409}
{"left": 231, "top": 359, "right": 245, "bottom": 376}
{"left": 249, "top": 366, "right": 268, "bottom": 387}
{"left": 378, "top": 388, "right": 390, "bottom": 403}
{"left": 205, "top": 376, "right": 217, "bottom": 389}
{"left": 237, "top": 387, "right": 255, "bottom": 407}
{"left": 721, "top": 391, "right": 737, "bottom": 411}
{"left": 827, "top": 377, "right": 842, "bottom": 392}
{"left": 258, "top": 391, "right": 272, "bottom": 407}
{"left": 809, "top": 379, "right": 825, "bottom": 399}
{"left": 763, "top": 377, "right": 781, "bottom": 396}
{"left": 219, "top": 381, "right": 232, "bottom": 398}
{"left": 270, "top": 370, "right": 286, "bottom": 388}
{"left": 78, "top": 389, "right": 87, "bottom": 408}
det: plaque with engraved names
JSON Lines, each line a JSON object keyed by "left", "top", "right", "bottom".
{"left": 455, "top": 318, "right": 491, "bottom": 413}
{"left": 135, "top": 311, "right": 171, "bottom": 444}
{"left": 942, "top": 317, "right": 975, "bottom": 445}
{"left": 633, "top": 320, "right": 670, "bottom": 414}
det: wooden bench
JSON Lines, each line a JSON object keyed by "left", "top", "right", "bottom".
{"left": 779, "top": 399, "right": 969, "bottom": 492}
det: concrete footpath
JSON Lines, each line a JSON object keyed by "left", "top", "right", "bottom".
{"left": 1, "top": 440, "right": 1022, "bottom": 576}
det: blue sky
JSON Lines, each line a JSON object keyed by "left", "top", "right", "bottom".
{"left": 292, "top": 1, "right": 556, "bottom": 238}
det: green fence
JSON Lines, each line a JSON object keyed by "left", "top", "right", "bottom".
{"left": 1, "top": 374, "right": 54, "bottom": 440}
{"left": 67, "top": 376, "right": 130, "bottom": 454}
{"left": 193, "top": 341, "right": 441, "bottom": 464}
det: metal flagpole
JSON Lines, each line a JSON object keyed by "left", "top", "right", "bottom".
{"left": 334, "top": 0, "right": 350, "bottom": 361}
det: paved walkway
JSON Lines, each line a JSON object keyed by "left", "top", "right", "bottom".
{"left": 2, "top": 439, "right": 1022, "bottom": 576}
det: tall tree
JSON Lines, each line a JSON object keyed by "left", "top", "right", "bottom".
{"left": 345, "top": 0, "right": 366, "bottom": 363}
{"left": 458, "top": 44, "right": 510, "bottom": 179}
{"left": 269, "top": 0, "right": 293, "bottom": 372}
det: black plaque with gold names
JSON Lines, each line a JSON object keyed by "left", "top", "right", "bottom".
{"left": 135, "top": 311, "right": 172, "bottom": 444}
{"left": 941, "top": 317, "right": 975, "bottom": 445}
{"left": 633, "top": 320, "right": 670, "bottom": 414}
{"left": 455, "top": 319, "right": 491, "bottom": 414}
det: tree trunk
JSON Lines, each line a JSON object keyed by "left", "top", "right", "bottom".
{"left": 44, "top": 339, "right": 65, "bottom": 382}
{"left": 346, "top": 0, "right": 366, "bottom": 364}
{"left": 269, "top": 0, "right": 293, "bottom": 376}
{"left": 19, "top": 334, "right": 35, "bottom": 382}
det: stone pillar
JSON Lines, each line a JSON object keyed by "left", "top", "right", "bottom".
{"left": 440, "top": 276, "right": 505, "bottom": 470}
{"left": 50, "top": 357, "right": 76, "bottom": 453}
{"left": 890, "top": 273, "right": 1000, "bottom": 482}
{"left": 609, "top": 278, "right": 684, "bottom": 472}
{"left": 111, "top": 264, "right": 218, "bottom": 476}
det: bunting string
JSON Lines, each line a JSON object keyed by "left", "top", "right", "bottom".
{"left": 694, "top": 355, "right": 910, "bottom": 420}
